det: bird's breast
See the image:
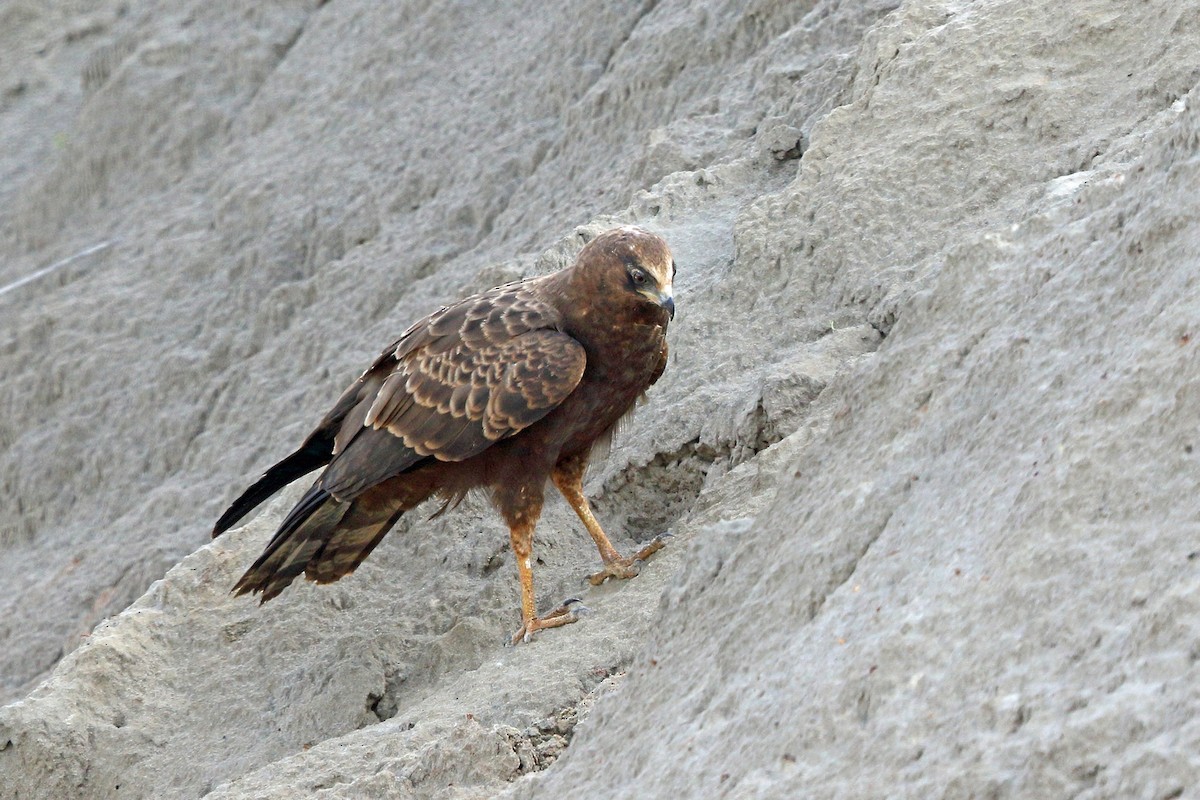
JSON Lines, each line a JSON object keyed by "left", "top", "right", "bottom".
{"left": 562, "top": 330, "right": 663, "bottom": 419}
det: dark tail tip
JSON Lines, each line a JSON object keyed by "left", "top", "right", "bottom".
{"left": 212, "top": 440, "right": 332, "bottom": 538}
{"left": 227, "top": 485, "right": 337, "bottom": 602}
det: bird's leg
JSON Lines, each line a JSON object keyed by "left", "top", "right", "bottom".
{"left": 552, "top": 454, "right": 669, "bottom": 586}
{"left": 502, "top": 489, "right": 584, "bottom": 645}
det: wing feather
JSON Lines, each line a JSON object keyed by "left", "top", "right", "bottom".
{"left": 317, "top": 282, "right": 585, "bottom": 500}
{"left": 364, "top": 370, "right": 410, "bottom": 429}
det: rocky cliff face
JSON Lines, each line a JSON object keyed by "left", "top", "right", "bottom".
{"left": 2, "top": 1, "right": 1198, "bottom": 798}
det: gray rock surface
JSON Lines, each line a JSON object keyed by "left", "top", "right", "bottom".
{"left": 2, "top": 0, "right": 1199, "bottom": 798}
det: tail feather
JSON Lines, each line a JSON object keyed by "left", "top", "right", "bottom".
{"left": 230, "top": 481, "right": 414, "bottom": 602}
{"left": 305, "top": 502, "right": 408, "bottom": 584}
{"left": 231, "top": 483, "right": 344, "bottom": 601}
{"left": 213, "top": 439, "right": 332, "bottom": 538}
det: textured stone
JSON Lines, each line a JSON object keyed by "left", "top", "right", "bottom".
{"left": 2, "top": 0, "right": 1199, "bottom": 798}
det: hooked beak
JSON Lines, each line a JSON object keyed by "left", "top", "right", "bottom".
{"left": 637, "top": 285, "right": 675, "bottom": 320}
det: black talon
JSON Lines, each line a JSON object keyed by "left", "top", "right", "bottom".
{"left": 557, "top": 597, "right": 590, "bottom": 615}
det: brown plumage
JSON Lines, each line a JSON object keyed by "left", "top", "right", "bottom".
{"left": 213, "top": 226, "right": 676, "bottom": 643}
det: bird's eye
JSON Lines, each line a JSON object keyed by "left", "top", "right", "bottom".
{"left": 671, "top": 260, "right": 677, "bottom": 280}
{"left": 630, "top": 268, "right": 649, "bottom": 286}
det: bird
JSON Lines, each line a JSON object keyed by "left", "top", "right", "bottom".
{"left": 212, "top": 226, "right": 676, "bottom": 644}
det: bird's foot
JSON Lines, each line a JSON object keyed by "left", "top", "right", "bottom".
{"left": 509, "top": 597, "right": 588, "bottom": 645}
{"left": 633, "top": 531, "right": 672, "bottom": 561}
{"left": 586, "top": 532, "right": 672, "bottom": 586}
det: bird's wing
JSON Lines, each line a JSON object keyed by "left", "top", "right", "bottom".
{"left": 211, "top": 350, "right": 395, "bottom": 538}
{"left": 317, "top": 284, "right": 586, "bottom": 500}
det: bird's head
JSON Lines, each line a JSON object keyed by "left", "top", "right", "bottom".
{"left": 572, "top": 226, "right": 675, "bottom": 323}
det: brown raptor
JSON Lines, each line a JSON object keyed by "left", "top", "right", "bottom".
{"left": 212, "top": 226, "right": 676, "bottom": 644}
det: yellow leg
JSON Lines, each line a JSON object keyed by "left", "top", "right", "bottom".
{"left": 552, "top": 454, "right": 669, "bottom": 586}
{"left": 504, "top": 497, "right": 584, "bottom": 645}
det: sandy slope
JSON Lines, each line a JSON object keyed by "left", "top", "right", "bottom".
{"left": 2, "top": 1, "right": 1199, "bottom": 797}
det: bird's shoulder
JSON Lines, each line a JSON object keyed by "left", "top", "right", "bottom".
{"left": 322, "top": 275, "right": 584, "bottom": 468}
{"left": 392, "top": 276, "right": 565, "bottom": 360}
